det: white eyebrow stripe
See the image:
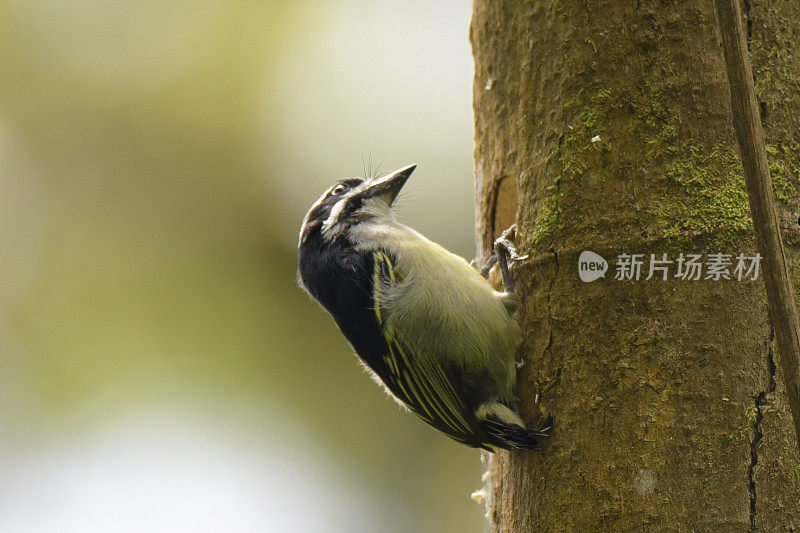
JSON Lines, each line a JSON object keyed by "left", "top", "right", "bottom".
{"left": 321, "top": 196, "right": 349, "bottom": 237}
{"left": 298, "top": 185, "right": 336, "bottom": 245}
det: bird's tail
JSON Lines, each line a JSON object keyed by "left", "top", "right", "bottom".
{"left": 476, "top": 403, "right": 553, "bottom": 451}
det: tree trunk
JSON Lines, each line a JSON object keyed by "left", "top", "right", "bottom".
{"left": 471, "top": 1, "right": 800, "bottom": 530}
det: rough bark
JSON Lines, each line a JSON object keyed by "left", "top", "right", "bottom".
{"left": 714, "top": 0, "right": 800, "bottom": 452}
{"left": 471, "top": 0, "right": 800, "bottom": 530}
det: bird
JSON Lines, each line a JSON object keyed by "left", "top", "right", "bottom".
{"left": 297, "top": 164, "right": 551, "bottom": 450}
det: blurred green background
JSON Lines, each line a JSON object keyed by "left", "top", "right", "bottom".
{"left": 0, "top": 1, "right": 484, "bottom": 531}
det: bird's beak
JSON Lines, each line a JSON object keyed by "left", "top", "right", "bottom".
{"left": 363, "top": 164, "right": 416, "bottom": 205}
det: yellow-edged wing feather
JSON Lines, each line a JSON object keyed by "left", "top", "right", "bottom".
{"left": 372, "top": 251, "right": 475, "bottom": 443}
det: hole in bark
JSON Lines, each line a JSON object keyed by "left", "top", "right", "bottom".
{"left": 493, "top": 176, "right": 519, "bottom": 242}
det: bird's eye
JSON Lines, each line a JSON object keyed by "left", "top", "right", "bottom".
{"left": 331, "top": 184, "right": 347, "bottom": 196}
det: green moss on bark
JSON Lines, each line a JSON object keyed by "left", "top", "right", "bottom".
{"left": 531, "top": 87, "right": 612, "bottom": 246}
{"left": 633, "top": 90, "right": 753, "bottom": 244}
{"left": 766, "top": 143, "right": 799, "bottom": 203}
{"left": 661, "top": 146, "right": 751, "bottom": 244}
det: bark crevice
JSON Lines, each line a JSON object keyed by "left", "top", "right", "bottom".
{"left": 539, "top": 171, "right": 561, "bottom": 401}
{"left": 743, "top": 0, "right": 753, "bottom": 49}
{"left": 739, "top": 0, "right": 769, "bottom": 120}
{"left": 748, "top": 329, "right": 778, "bottom": 531}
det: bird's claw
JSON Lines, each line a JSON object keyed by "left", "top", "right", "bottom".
{"left": 477, "top": 255, "right": 497, "bottom": 278}
{"left": 495, "top": 224, "right": 528, "bottom": 261}
{"left": 475, "top": 225, "right": 528, "bottom": 293}
{"left": 492, "top": 224, "right": 527, "bottom": 293}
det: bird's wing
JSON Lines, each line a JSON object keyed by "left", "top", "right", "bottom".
{"left": 371, "top": 251, "right": 480, "bottom": 446}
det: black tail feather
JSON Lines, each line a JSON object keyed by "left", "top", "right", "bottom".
{"left": 482, "top": 415, "right": 554, "bottom": 451}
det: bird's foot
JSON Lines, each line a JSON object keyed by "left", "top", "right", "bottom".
{"left": 479, "top": 224, "right": 528, "bottom": 293}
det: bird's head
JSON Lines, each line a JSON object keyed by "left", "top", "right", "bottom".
{"left": 298, "top": 164, "right": 416, "bottom": 245}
